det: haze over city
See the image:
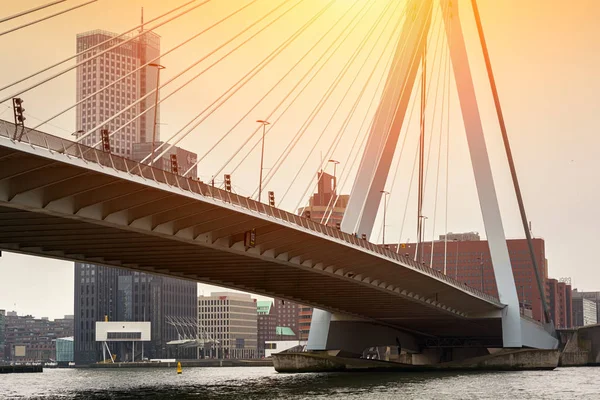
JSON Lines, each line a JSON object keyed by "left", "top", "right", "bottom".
{"left": 1, "top": 0, "right": 600, "bottom": 397}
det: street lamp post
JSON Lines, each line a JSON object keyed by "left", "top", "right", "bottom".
{"left": 478, "top": 253, "right": 484, "bottom": 292}
{"left": 328, "top": 159, "right": 339, "bottom": 193}
{"left": 256, "top": 120, "right": 270, "bottom": 202}
{"left": 454, "top": 239, "right": 459, "bottom": 279}
{"left": 149, "top": 63, "right": 165, "bottom": 167}
{"left": 418, "top": 215, "right": 428, "bottom": 264}
{"left": 380, "top": 190, "right": 390, "bottom": 245}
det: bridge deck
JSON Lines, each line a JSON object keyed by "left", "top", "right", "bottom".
{"left": 0, "top": 121, "right": 504, "bottom": 342}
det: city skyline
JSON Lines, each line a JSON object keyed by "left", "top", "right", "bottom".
{"left": 0, "top": 0, "right": 599, "bottom": 339}
{"left": 4, "top": 1, "right": 600, "bottom": 388}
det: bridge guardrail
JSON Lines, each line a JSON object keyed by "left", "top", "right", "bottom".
{"left": 0, "top": 121, "right": 500, "bottom": 305}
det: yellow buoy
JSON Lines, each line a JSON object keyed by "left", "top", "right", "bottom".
{"left": 176, "top": 361, "right": 182, "bottom": 374}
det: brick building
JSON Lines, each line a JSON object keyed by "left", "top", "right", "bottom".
{"left": 2, "top": 313, "right": 74, "bottom": 362}
{"left": 389, "top": 236, "right": 550, "bottom": 323}
{"left": 298, "top": 305, "right": 313, "bottom": 340}
{"left": 256, "top": 301, "right": 276, "bottom": 358}
{"left": 546, "top": 278, "right": 572, "bottom": 329}
{"left": 297, "top": 171, "right": 349, "bottom": 229}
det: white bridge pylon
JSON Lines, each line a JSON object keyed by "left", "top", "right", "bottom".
{"left": 310, "top": 0, "right": 526, "bottom": 349}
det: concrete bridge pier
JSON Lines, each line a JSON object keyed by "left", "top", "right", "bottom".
{"left": 306, "top": 309, "right": 420, "bottom": 356}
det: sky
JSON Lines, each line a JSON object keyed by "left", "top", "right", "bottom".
{"left": 0, "top": 0, "right": 599, "bottom": 320}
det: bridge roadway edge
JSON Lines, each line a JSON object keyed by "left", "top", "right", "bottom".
{"left": 0, "top": 126, "right": 507, "bottom": 345}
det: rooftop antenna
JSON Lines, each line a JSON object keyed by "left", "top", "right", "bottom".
{"left": 139, "top": 7, "right": 144, "bottom": 33}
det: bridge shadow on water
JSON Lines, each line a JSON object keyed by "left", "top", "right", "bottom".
{"left": 54, "top": 368, "right": 496, "bottom": 400}
{"left": 3, "top": 366, "right": 589, "bottom": 399}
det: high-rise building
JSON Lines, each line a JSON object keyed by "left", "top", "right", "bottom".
{"left": 388, "top": 236, "right": 549, "bottom": 322}
{"left": 75, "top": 29, "right": 161, "bottom": 156}
{"left": 256, "top": 300, "right": 276, "bottom": 358}
{"left": 73, "top": 29, "right": 198, "bottom": 365}
{"left": 572, "top": 297, "right": 598, "bottom": 327}
{"left": 273, "top": 299, "right": 300, "bottom": 338}
{"left": 572, "top": 290, "right": 600, "bottom": 325}
{"left": 198, "top": 292, "right": 257, "bottom": 359}
{"left": 546, "top": 278, "right": 572, "bottom": 328}
{"left": 74, "top": 265, "right": 197, "bottom": 364}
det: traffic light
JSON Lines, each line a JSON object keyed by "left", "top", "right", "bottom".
{"left": 224, "top": 174, "right": 232, "bottom": 191}
{"left": 170, "top": 154, "right": 179, "bottom": 174}
{"left": 13, "top": 98, "right": 25, "bottom": 124}
{"left": 12, "top": 98, "right": 26, "bottom": 140}
{"left": 100, "top": 129, "right": 111, "bottom": 153}
{"left": 268, "top": 191, "right": 275, "bottom": 207}
{"left": 244, "top": 228, "right": 256, "bottom": 248}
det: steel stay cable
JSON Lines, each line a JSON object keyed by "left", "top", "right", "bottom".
{"left": 336, "top": 0, "right": 432, "bottom": 236}
{"left": 471, "top": 0, "right": 550, "bottom": 321}
{"left": 315, "top": 0, "right": 431, "bottom": 224}
{"left": 0, "top": 0, "right": 201, "bottom": 93}
{"left": 395, "top": 86, "right": 422, "bottom": 251}
{"left": 421, "top": 11, "right": 449, "bottom": 205}
{"left": 190, "top": 0, "right": 365, "bottom": 179}
{"left": 101, "top": 0, "right": 318, "bottom": 152}
{"left": 177, "top": 0, "right": 352, "bottom": 177}
{"left": 1, "top": 0, "right": 218, "bottom": 104}
{"left": 443, "top": 11, "right": 452, "bottom": 274}
{"left": 382, "top": 6, "right": 446, "bottom": 247}
{"left": 320, "top": 6, "right": 413, "bottom": 225}
{"left": 393, "top": 17, "right": 447, "bottom": 253}
{"left": 279, "top": 0, "right": 401, "bottom": 206}
{"left": 290, "top": 1, "right": 408, "bottom": 213}
{"left": 148, "top": 0, "right": 337, "bottom": 167}
{"left": 365, "top": 0, "right": 434, "bottom": 178}
{"left": 374, "top": 4, "right": 446, "bottom": 241}
{"left": 257, "top": 0, "right": 395, "bottom": 200}
{"left": 211, "top": 0, "right": 375, "bottom": 180}
{"left": 428, "top": 28, "right": 451, "bottom": 267}
{"left": 0, "top": 0, "right": 66, "bottom": 24}
{"left": 322, "top": 14, "right": 415, "bottom": 226}
{"left": 395, "top": 7, "right": 449, "bottom": 251}
{"left": 53, "top": 0, "right": 265, "bottom": 141}
{"left": 77, "top": 0, "right": 286, "bottom": 146}
{"left": 320, "top": 33, "right": 407, "bottom": 226}
{"left": 0, "top": 0, "right": 97, "bottom": 37}
{"left": 348, "top": 0, "right": 435, "bottom": 235}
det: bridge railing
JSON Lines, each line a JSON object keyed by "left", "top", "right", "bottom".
{"left": 0, "top": 121, "right": 500, "bottom": 304}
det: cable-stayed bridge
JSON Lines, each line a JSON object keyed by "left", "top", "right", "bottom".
{"left": 0, "top": 0, "right": 561, "bottom": 368}
{"left": 0, "top": 121, "right": 557, "bottom": 353}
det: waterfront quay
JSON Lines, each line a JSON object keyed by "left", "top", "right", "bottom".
{"left": 0, "top": 364, "right": 43, "bottom": 374}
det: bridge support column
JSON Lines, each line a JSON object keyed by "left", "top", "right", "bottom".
{"left": 441, "top": 0, "right": 521, "bottom": 347}
{"left": 306, "top": 309, "right": 332, "bottom": 351}
{"left": 306, "top": 310, "right": 419, "bottom": 355}
{"left": 342, "top": 0, "right": 433, "bottom": 239}
{"left": 310, "top": 0, "right": 435, "bottom": 356}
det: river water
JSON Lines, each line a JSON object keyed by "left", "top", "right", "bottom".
{"left": 1, "top": 366, "right": 598, "bottom": 399}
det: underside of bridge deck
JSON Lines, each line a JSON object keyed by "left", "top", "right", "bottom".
{"left": 0, "top": 135, "right": 504, "bottom": 344}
